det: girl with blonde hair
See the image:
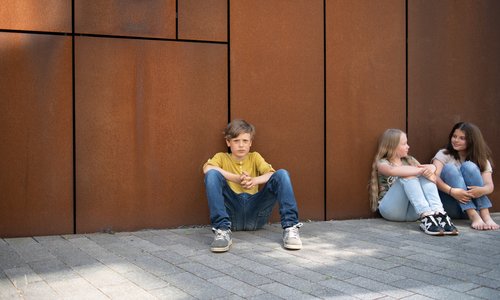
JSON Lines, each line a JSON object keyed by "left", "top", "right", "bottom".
{"left": 432, "top": 122, "right": 498, "bottom": 230}
{"left": 369, "top": 129, "right": 458, "bottom": 235}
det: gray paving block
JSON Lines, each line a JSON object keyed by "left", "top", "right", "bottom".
{"left": 122, "top": 270, "right": 170, "bottom": 290}
{"left": 163, "top": 271, "right": 233, "bottom": 299}
{"left": 148, "top": 284, "right": 196, "bottom": 300}
{"left": 466, "top": 286, "right": 500, "bottom": 299}
{"left": 344, "top": 276, "right": 415, "bottom": 299}
{"left": 72, "top": 264, "right": 129, "bottom": 288}
{"left": 151, "top": 249, "right": 191, "bottom": 265}
{"left": 318, "top": 278, "right": 385, "bottom": 300}
{"left": 4, "top": 266, "right": 43, "bottom": 289}
{"left": 273, "top": 263, "right": 330, "bottom": 283}
{"left": 265, "top": 271, "right": 317, "bottom": 294}
{"left": 28, "top": 258, "right": 80, "bottom": 283}
{"left": 4, "top": 238, "right": 56, "bottom": 263}
{"left": 99, "top": 281, "right": 157, "bottom": 299}
{"left": 130, "top": 254, "right": 182, "bottom": 277}
{"left": 15, "top": 280, "right": 59, "bottom": 299}
{"left": 47, "top": 277, "right": 108, "bottom": 299}
{"left": 0, "top": 276, "right": 23, "bottom": 299}
{"left": 209, "top": 275, "right": 266, "bottom": 298}
{"left": 177, "top": 261, "right": 226, "bottom": 280}
{"left": 220, "top": 266, "right": 274, "bottom": 286}
{"left": 258, "top": 282, "right": 306, "bottom": 298}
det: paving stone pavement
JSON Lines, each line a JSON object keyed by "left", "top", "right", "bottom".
{"left": 1, "top": 215, "right": 500, "bottom": 299}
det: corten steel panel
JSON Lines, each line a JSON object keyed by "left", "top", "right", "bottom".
{"left": 0, "top": 0, "right": 71, "bottom": 32}
{"left": 230, "top": 1, "right": 324, "bottom": 221}
{"left": 0, "top": 33, "right": 73, "bottom": 237}
{"left": 178, "top": 0, "right": 227, "bottom": 42}
{"left": 75, "top": 0, "right": 176, "bottom": 38}
{"left": 408, "top": 0, "right": 500, "bottom": 211}
{"left": 76, "top": 37, "right": 227, "bottom": 233}
{"left": 326, "top": 1, "right": 406, "bottom": 219}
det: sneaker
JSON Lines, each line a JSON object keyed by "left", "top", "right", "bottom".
{"left": 419, "top": 215, "right": 444, "bottom": 236}
{"left": 436, "top": 212, "right": 459, "bottom": 235}
{"left": 283, "top": 223, "right": 303, "bottom": 250}
{"left": 210, "top": 228, "right": 232, "bottom": 252}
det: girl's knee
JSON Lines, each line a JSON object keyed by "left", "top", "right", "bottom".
{"left": 442, "top": 163, "right": 460, "bottom": 175}
{"left": 460, "top": 161, "right": 480, "bottom": 176}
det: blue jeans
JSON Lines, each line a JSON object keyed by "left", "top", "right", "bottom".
{"left": 378, "top": 177, "right": 443, "bottom": 221}
{"left": 439, "top": 161, "right": 492, "bottom": 219}
{"left": 204, "top": 169, "right": 299, "bottom": 231}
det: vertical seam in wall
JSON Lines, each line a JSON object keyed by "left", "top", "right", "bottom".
{"left": 405, "top": 0, "right": 409, "bottom": 133}
{"left": 227, "top": 0, "right": 231, "bottom": 122}
{"left": 323, "top": 0, "right": 327, "bottom": 221}
{"left": 175, "top": 0, "right": 179, "bottom": 39}
{"left": 72, "top": 0, "right": 76, "bottom": 234}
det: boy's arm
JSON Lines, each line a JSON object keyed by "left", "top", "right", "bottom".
{"left": 203, "top": 164, "right": 241, "bottom": 184}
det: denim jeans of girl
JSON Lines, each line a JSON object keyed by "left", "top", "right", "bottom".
{"left": 378, "top": 176, "right": 443, "bottom": 221}
{"left": 439, "top": 161, "right": 492, "bottom": 219}
{"left": 205, "top": 169, "right": 299, "bottom": 231}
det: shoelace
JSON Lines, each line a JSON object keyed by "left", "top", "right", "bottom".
{"left": 285, "top": 223, "right": 303, "bottom": 239}
{"left": 213, "top": 228, "right": 230, "bottom": 241}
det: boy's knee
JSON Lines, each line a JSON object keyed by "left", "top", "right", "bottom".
{"left": 273, "top": 169, "right": 291, "bottom": 181}
{"left": 205, "top": 169, "right": 223, "bottom": 183}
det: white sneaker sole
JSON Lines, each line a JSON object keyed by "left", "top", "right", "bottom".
{"left": 210, "top": 240, "right": 232, "bottom": 253}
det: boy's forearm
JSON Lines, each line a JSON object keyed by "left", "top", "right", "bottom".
{"left": 203, "top": 165, "right": 240, "bottom": 183}
{"left": 254, "top": 172, "right": 274, "bottom": 185}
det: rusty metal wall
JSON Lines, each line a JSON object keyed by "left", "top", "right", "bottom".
{"left": 1, "top": 1, "right": 499, "bottom": 237}
{"left": 0, "top": 33, "right": 73, "bottom": 237}
{"left": 326, "top": 0, "right": 406, "bottom": 219}
{"left": 408, "top": 0, "right": 500, "bottom": 210}
{"left": 230, "top": 0, "right": 325, "bottom": 221}
{"left": 75, "top": 37, "right": 227, "bottom": 233}
{"left": 0, "top": 0, "right": 71, "bottom": 32}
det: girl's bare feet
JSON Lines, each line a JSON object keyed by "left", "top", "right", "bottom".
{"left": 479, "top": 209, "right": 500, "bottom": 230}
{"left": 467, "top": 209, "right": 488, "bottom": 230}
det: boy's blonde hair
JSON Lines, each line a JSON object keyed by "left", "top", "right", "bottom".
{"left": 224, "top": 119, "right": 255, "bottom": 140}
{"left": 368, "top": 129, "right": 418, "bottom": 212}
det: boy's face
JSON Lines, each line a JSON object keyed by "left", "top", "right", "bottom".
{"left": 226, "top": 133, "right": 252, "bottom": 160}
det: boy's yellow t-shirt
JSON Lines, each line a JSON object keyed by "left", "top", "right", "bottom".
{"left": 203, "top": 152, "right": 275, "bottom": 194}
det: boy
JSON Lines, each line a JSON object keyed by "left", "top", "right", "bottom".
{"left": 203, "top": 119, "right": 303, "bottom": 252}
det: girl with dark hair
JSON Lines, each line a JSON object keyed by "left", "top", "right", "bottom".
{"left": 432, "top": 122, "right": 499, "bottom": 230}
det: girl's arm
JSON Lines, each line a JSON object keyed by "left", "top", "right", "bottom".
{"left": 377, "top": 161, "right": 424, "bottom": 178}
{"left": 433, "top": 159, "right": 471, "bottom": 203}
{"left": 468, "top": 172, "right": 494, "bottom": 198}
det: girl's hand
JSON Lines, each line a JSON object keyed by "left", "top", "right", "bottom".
{"left": 467, "top": 186, "right": 484, "bottom": 198}
{"left": 450, "top": 188, "right": 472, "bottom": 204}
{"left": 418, "top": 165, "right": 436, "bottom": 183}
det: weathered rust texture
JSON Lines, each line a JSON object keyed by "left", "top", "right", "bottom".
{"left": 0, "top": 0, "right": 71, "bottom": 32}
{"left": 0, "top": 33, "right": 73, "bottom": 237}
{"left": 178, "top": 0, "right": 228, "bottom": 42}
{"left": 230, "top": 1, "right": 324, "bottom": 221}
{"left": 75, "top": 37, "right": 227, "bottom": 233}
{"left": 326, "top": 0, "right": 406, "bottom": 219}
{"left": 75, "top": 0, "right": 176, "bottom": 38}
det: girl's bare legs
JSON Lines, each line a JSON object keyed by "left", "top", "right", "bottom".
{"left": 479, "top": 208, "right": 500, "bottom": 230}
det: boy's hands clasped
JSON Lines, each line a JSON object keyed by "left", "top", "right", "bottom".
{"left": 240, "top": 171, "right": 256, "bottom": 190}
